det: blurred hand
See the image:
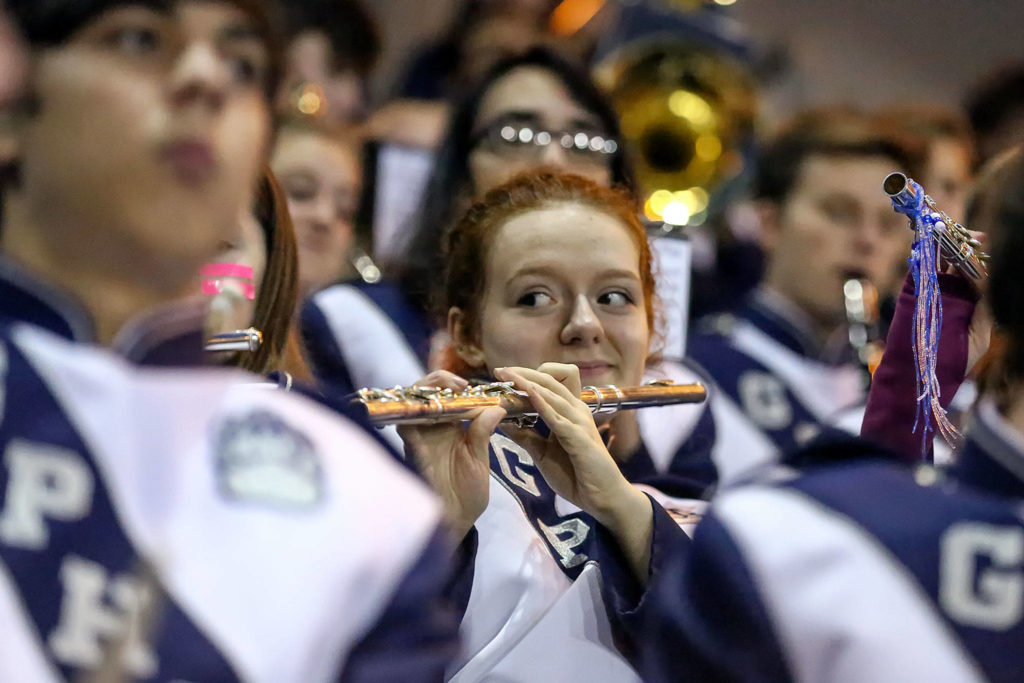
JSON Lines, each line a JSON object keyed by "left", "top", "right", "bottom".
{"left": 943, "top": 230, "right": 992, "bottom": 372}
{"left": 362, "top": 99, "right": 450, "bottom": 151}
{"left": 397, "top": 370, "right": 505, "bottom": 542}
{"left": 968, "top": 300, "right": 994, "bottom": 375}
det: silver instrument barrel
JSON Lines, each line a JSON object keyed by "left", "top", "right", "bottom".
{"left": 205, "top": 328, "right": 263, "bottom": 353}
{"left": 883, "top": 172, "right": 988, "bottom": 280}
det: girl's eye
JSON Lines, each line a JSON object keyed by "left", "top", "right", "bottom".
{"left": 108, "top": 27, "right": 162, "bottom": 55}
{"left": 517, "top": 291, "right": 553, "bottom": 307}
{"left": 284, "top": 182, "right": 317, "bottom": 202}
{"left": 229, "top": 55, "right": 267, "bottom": 87}
{"left": 599, "top": 291, "right": 633, "bottom": 306}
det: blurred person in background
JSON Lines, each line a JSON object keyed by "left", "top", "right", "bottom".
{"left": 276, "top": 0, "right": 381, "bottom": 125}
{"left": 879, "top": 104, "right": 976, "bottom": 222}
{"left": 0, "top": 1, "right": 458, "bottom": 678}
{"left": 967, "top": 63, "right": 1024, "bottom": 169}
{"left": 303, "top": 46, "right": 636, "bottom": 395}
{"left": 270, "top": 118, "right": 363, "bottom": 298}
{"left": 687, "top": 108, "right": 923, "bottom": 483}
{"left": 397, "top": 0, "right": 557, "bottom": 102}
{"left": 368, "top": 0, "right": 559, "bottom": 150}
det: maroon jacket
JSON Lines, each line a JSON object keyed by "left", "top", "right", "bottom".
{"left": 860, "top": 273, "right": 980, "bottom": 462}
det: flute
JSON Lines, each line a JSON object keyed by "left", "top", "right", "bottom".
{"left": 883, "top": 172, "right": 989, "bottom": 280}
{"left": 353, "top": 380, "right": 707, "bottom": 427}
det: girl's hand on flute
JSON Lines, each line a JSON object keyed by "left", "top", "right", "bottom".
{"left": 495, "top": 363, "right": 654, "bottom": 581}
{"left": 397, "top": 370, "right": 505, "bottom": 542}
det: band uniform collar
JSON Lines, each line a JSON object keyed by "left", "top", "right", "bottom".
{"left": 744, "top": 287, "right": 824, "bottom": 359}
{"left": 0, "top": 255, "right": 96, "bottom": 343}
{"left": 955, "top": 398, "right": 1024, "bottom": 500}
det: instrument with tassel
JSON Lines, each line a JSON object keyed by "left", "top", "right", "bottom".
{"left": 884, "top": 173, "right": 989, "bottom": 280}
{"left": 353, "top": 379, "right": 707, "bottom": 427}
{"left": 883, "top": 172, "right": 986, "bottom": 454}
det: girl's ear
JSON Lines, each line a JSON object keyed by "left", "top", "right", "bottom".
{"left": 448, "top": 306, "right": 485, "bottom": 369}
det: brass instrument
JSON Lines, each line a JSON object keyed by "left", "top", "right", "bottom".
{"left": 593, "top": 37, "right": 756, "bottom": 228}
{"left": 884, "top": 172, "right": 989, "bottom": 280}
{"left": 205, "top": 328, "right": 263, "bottom": 353}
{"left": 354, "top": 380, "right": 707, "bottom": 427}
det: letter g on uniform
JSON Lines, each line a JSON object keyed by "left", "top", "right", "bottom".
{"left": 940, "top": 522, "right": 1024, "bottom": 630}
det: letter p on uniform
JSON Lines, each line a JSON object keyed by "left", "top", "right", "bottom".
{"left": 0, "top": 441, "right": 94, "bottom": 550}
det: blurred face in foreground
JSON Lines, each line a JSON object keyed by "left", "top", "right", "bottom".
{"left": 454, "top": 202, "right": 650, "bottom": 388}
{"left": 8, "top": 1, "right": 272, "bottom": 292}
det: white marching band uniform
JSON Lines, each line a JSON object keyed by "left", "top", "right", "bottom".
{"left": 302, "top": 288, "right": 719, "bottom": 681}
{"left": 0, "top": 261, "right": 457, "bottom": 681}
{"left": 688, "top": 289, "right": 867, "bottom": 483}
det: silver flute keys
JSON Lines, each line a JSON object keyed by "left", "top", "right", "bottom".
{"left": 354, "top": 379, "right": 707, "bottom": 427}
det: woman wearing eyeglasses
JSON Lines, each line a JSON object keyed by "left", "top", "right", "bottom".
{"left": 402, "top": 46, "right": 636, "bottom": 328}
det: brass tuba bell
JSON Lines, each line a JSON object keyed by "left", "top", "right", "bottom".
{"left": 594, "top": 38, "right": 756, "bottom": 227}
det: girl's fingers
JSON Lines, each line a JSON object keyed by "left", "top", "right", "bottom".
{"left": 502, "top": 369, "right": 581, "bottom": 422}
{"left": 535, "top": 362, "right": 583, "bottom": 397}
{"left": 505, "top": 372, "right": 600, "bottom": 448}
{"left": 467, "top": 407, "right": 506, "bottom": 463}
{"left": 413, "top": 370, "right": 469, "bottom": 391}
{"left": 498, "top": 366, "right": 581, "bottom": 406}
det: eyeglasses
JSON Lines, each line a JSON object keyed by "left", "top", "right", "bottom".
{"left": 471, "top": 122, "right": 619, "bottom": 165}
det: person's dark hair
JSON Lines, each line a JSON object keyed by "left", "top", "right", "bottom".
{"left": 976, "top": 147, "right": 1024, "bottom": 398}
{"left": 282, "top": 0, "right": 381, "bottom": 77}
{"left": 440, "top": 171, "right": 655, "bottom": 376}
{"left": 6, "top": 0, "right": 283, "bottom": 94}
{"left": 967, "top": 64, "right": 1024, "bottom": 164}
{"left": 229, "top": 167, "right": 311, "bottom": 380}
{"left": 400, "top": 0, "right": 557, "bottom": 98}
{"left": 400, "top": 45, "right": 636, "bottom": 319}
{"left": 755, "top": 107, "right": 924, "bottom": 204}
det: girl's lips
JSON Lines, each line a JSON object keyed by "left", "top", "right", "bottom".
{"left": 160, "top": 140, "right": 217, "bottom": 184}
{"left": 571, "top": 361, "right": 614, "bottom": 381}
{"left": 572, "top": 361, "right": 612, "bottom": 370}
